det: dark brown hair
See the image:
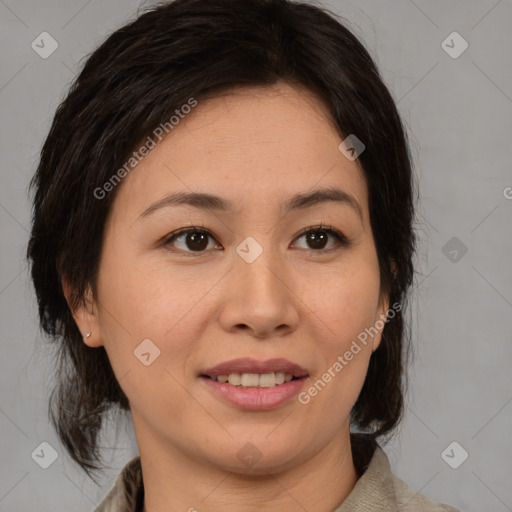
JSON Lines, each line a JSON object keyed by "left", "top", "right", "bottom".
{"left": 26, "top": 0, "right": 417, "bottom": 480}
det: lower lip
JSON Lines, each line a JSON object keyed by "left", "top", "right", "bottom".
{"left": 200, "top": 376, "right": 308, "bottom": 411}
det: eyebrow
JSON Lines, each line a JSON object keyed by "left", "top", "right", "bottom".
{"left": 138, "top": 186, "right": 363, "bottom": 222}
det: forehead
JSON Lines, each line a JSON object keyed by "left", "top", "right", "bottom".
{"left": 108, "top": 83, "right": 369, "bottom": 223}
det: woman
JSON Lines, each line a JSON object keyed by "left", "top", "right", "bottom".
{"left": 26, "top": 0, "right": 460, "bottom": 510}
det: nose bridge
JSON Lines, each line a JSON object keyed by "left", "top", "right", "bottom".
{"left": 219, "top": 232, "right": 299, "bottom": 336}
{"left": 234, "top": 233, "right": 283, "bottom": 298}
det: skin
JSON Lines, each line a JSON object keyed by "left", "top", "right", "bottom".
{"left": 64, "top": 82, "right": 390, "bottom": 512}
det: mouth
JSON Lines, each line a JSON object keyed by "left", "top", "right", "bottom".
{"left": 198, "top": 357, "right": 310, "bottom": 410}
{"left": 199, "top": 374, "right": 309, "bottom": 411}
{"left": 199, "top": 357, "right": 310, "bottom": 387}
{"left": 200, "top": 372, "right": 305, "bottom": 388}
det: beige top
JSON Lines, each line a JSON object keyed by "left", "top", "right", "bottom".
{"left": 93, "top": 436, "right": 460, "bottom": 512}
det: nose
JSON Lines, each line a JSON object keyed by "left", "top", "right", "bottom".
{"left": 217, "top": 240, "right": 300, "bottom": 339}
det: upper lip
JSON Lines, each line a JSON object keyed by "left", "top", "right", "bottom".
{"left": 200, "top": 357, "right": 309, "bottom": 378}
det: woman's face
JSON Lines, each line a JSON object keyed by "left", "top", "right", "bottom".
{"left": 71, "top": 83, "right": 389, "bottom": 474}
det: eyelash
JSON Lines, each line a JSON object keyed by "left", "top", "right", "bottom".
{"left": 162, "top": 222, "right": 350, "bottom": 256}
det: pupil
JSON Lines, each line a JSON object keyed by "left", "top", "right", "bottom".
{"left": 308, "top": 231, "right": 327, "bottom": 250}
{"left": 187, "top": 232, "right": 208, "bottom": 251}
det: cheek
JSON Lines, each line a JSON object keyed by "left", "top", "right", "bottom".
{"left": 97, "top": 237, "right": 180, "bottom": 335}
{"left": 95, "top": 258, "right": 207, "bottom": 421}
{"left": 305, "top": 258, "right": 381, "bottom": 347}
{"left": 299, "top": 270, "right": 380, "bottom": 417}
{"left": 96, "top": 247, "right": 215, "bottom": 375}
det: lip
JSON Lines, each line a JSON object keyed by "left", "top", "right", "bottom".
{"left": 200, "top": 375, "right": 309, "bottom": 411}
{"left": 200, "top": 357, "right": 309, "bottom": 378}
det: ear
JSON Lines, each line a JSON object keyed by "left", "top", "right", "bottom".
{"left": 61, "top": 275, "right": 103, "bottom": 348}
{"left": 390, "top": 259, "right": 397, "bottom": 280}
{"left": 371, "top": 294, "right": 389, "bottom": 353}
{"left": 372, "top": 259, "right": 396, "bottom": 353}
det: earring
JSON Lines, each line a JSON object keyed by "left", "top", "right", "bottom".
{"left": 84, "top": 331, "right": 91, "bottom": 340}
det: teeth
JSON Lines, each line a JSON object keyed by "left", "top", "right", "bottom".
{"left": 213, "top": 373, "right": 296, "bottom": 387}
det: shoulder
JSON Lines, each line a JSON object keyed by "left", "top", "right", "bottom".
{"left": 93, "top": 456, "right": 143, "bottom": 512}
{"left": 390, "top": 466, "right": 460, "bottom": 511}
{"left": 335, "top": 436, "right": 461, "bottom": 512}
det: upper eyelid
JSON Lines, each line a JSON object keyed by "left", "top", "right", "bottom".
{"left": 167, "top": 224, "right": 342, "bottom": 239}
{"left": 164, "top": 224, "right": 348, "bottom": 249}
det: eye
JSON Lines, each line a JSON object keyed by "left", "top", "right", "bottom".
{"left": 162, "top": 222, "right": 350, "bottom": 255}
{"left": 163, "top": 226, "right": 220, "bottom": 254}
{"left": 292, "top": 223, "right": 350, "bottom": 252}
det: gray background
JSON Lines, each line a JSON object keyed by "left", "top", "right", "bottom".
{"left": 1, "top": 0, "right": 511, "bottom": 510}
